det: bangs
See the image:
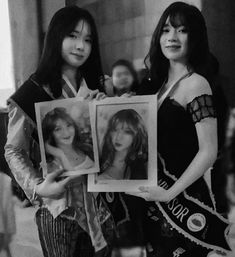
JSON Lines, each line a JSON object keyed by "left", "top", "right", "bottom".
{"left": 169, "top": 12, "right": 187, "bottom": 28}
{"left": 112, "top": 118, "right": 136, "bottom": 135}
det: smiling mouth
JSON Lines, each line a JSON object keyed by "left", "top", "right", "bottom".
{"left": 166, "top": 45, "right": 181, "bottom": 49}
{"left": 114, "top": 142, "right": 122, "bottom": 147}
{"left": 63, "top": 137, "right": 71, "bottom": 140}
{"left": 71, "top": 53, "right": 84, "bottom": 59}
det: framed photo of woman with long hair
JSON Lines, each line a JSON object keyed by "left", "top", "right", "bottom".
{"left": 35, "top": 98, "right": 99, "bottom": 177}
{"left": 88, "top": 95, "right": 158, "bottom": 192}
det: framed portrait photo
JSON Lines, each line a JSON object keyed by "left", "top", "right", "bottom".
{"left": 88, "top": 95, "right": 158, "bottom": 192}
{"left": 35, "top": 98, "right": 99, "bottom": 177}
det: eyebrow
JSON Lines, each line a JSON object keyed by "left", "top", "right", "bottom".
{"left": 72, "top": 30, "right": 92, "bottom": 37}
{"left": 163, "top": 23, "right": 185, "bottom": 28}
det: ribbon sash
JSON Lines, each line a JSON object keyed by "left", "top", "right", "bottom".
{"left": 148, "top": 154, "right": 231, "bottom": 253}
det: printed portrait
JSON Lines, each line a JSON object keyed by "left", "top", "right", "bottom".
{"left": 35, "top": 98, "right": 99, "bottom": 177}
{"left": 88, "top": 95, "right": 158, "bottom": 192}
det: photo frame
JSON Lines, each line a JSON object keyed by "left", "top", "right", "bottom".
{"left": 35, "top": 98, "right": 99, "bottom": 177}
{"left": 88, "top": 95, "right": 158, "bottom": 192}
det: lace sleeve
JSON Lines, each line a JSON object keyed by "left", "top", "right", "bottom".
{"left": 186, "top": 94, "right": 216, "bottom": 124}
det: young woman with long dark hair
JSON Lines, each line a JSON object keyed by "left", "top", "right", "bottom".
{"left": 5, "top": 6, "right": 108, "bottom": 257}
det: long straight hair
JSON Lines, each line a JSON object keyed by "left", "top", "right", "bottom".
{"left": 35, "top": 6, "right": 104, "bottom": 98}
{"left": 144, "top": 2, "right": 211, "bottom": 93}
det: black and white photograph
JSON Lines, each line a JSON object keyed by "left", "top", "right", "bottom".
{"left": 88, "top": 95, "right": 157, "bottom": 192}
{"left": 35, "top": 98, "right": 99, "bottom": 177}
{"left": 1, "top": 1, "right": 235, "bottom": 257}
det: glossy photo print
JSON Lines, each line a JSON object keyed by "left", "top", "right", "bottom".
{"left": 88, "top": 95, "right": 158, "bottom": 192}
{"left": 35, "top": 98, "right": 99, "bottom": 177}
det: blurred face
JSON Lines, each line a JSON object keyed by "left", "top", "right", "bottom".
{"left": 111, "top": 122, "right": 134, "bottom": 152}
{"left": 112, "top": 65, "right": 134, "bottom": 92}
{"left": 53, "top": 119, "right": 75, "bottom": 147}
{"left": 62, "top": 20, "right": 92, "bottom": 69}
{"left": 160, "top": 17, "right": 188, "bottom": 64}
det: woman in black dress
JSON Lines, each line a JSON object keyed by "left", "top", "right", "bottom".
{"left": 131, "top": 2, "right": 231, "bottom": 256}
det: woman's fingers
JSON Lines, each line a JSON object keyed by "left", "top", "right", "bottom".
{"left": 58, "top": 176, "right": 74, "bottom": 187}
{"left": 139, "top": 186, "right": 149, "bottom": 192}
{"left": 95, "top": 92, "right": 106, "bottom": 100}
{"left": 47, "top": 169, "right": 65, "bottom": 181}
{"left": 125, "top": 191, "right": 149, "bottom": 200}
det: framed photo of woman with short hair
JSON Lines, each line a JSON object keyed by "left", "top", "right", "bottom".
{"left": 35, "top": 98, "right": 100, "bottom": 177}
{"left": 88, "top": 95, "right": 158, "bottom": 192}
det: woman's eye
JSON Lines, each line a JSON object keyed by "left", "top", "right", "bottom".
{"left": 162, "top": 27, "right": 169, "bottom": 33}
{"left": 54, "top": 127, "right": 61, "bottom": 132}
{"left": 124, "top": 130, "right": 133, "bottom": 135}
{"left": 68, "top": 33, "right": 77, "bottom": 39}
{"left": 178, "top": 27, "right": 188, "bottom": 33}
{"left": 85, "top": 38, "right": 92, "bottom": 43}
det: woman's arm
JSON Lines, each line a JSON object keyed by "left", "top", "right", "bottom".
{"left": 5, "top": 103, "right": 72, "bottom": 202}
{"left": 4, "top": 103, "right": 42, "bottom": 203}
{"left": 45, "top": 142, "right": 74, "bottom": 171}
{"left": 167, "top": 117, "right": 217, "bottom": 200}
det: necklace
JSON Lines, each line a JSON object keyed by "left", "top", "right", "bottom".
{"left": 157, "top": 70, "right": 193, "bottom": 109}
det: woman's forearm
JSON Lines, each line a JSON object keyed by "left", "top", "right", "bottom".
{"left": 5, "top": 144, "right": 42, "bottom": 202}
{"left": 168, "top": 148, "right": 217, "bottom": 199}
{"left": 4, "top": 104, "right": 42, "bottom": 203}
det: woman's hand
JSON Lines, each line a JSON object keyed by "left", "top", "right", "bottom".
{"left": 121, "top": 91, "right": 136, "bottom": 98}
{"left": 35, "top": 169, "right": 73, "bottom": 199}
{"left": 84, "top": 90, "right": 106, "bottom": 101}
{"left": 45, "top": 142, "right": 64, "bottom": 159}
{"left": 126, "top": 185, "right": 174, "bottom": 202}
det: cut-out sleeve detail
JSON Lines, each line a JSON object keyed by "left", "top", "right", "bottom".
{"left": 186, "top": 94, "right": 216, "bottom": 124}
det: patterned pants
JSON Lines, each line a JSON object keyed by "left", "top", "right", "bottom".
{"left": 35, "top": 208, "right": 94, "bottom": 257}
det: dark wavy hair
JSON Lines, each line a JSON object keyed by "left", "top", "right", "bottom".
{"left": 111, "top": 59, "right": 139, "bottom": 93}
{"left": 42, "top": 107, "right": 88, "bottom": 162}
{"left": 35, "top": 6, "right": 104, "bottom": 98}
{"left": 144, "top": 1, "right": 211, "bottom": 93}
{"left": 42, "top": 107, "right": 81, "bottom": 148}
{"left": 100, "top": 109, "right": 148, "bottom": 172}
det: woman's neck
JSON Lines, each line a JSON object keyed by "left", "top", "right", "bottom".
{"left": 62, "top": 65, "right": 78, "bottom": 89}
{"left": 167, "top": 61, "right": 189, "bottom": 84}
{"left": 113, "top": 150, "right": 128, "bottom": 163}
{"left": 58, "top": 144, "right": 76, "bottom": 156}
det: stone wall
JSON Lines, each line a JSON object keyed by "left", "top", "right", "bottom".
{"left": 8, "top": 0, "right": 40, "bottom": 88}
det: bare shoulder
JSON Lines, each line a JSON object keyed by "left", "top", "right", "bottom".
{"left": 182, "top": 73, "right": 212, "bottom": 103}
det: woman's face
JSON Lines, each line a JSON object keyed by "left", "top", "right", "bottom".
{"left": 111, "top": 122, "right": 134, "bottom": 152}
{"left": 112, "top": 65, "right": 134, "bottom": 92}
{"left": 52, "top": 119, "right": 75, "bottom": 147}
{"left": 62, "top": 20, "right": 92, "bottom": 69}
{"left": 160, "top": 17, "right": 189, "bottom": 64}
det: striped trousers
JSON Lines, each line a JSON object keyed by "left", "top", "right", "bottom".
{"left": 35, "top": 208, "right": 94, "bottom": 257}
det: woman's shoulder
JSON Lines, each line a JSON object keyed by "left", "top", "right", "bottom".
{"left": 181, "top": 73, "right": 212, "bottom": 104}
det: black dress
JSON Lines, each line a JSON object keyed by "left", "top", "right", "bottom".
{"left": 145, "top": 95, "right": 230, "bottom": 257}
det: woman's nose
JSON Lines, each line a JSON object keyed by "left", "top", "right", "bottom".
{"left": 75, "top": 38, "right": 84, "bottom": 50}
{"left": 167, "top": 30, "right": 177, "bottom": 42}
{"left": 62, "top": 128, "right": 70, "bottom": 136}
{"left": 116, "top": 131, "right": 123, "bottom": 141}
